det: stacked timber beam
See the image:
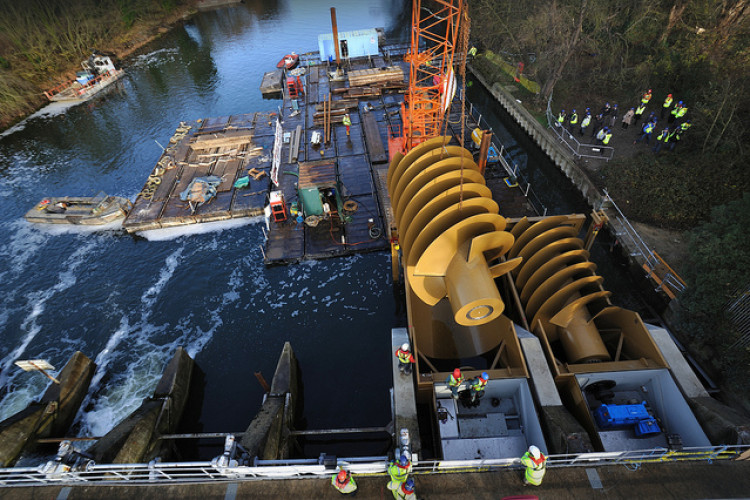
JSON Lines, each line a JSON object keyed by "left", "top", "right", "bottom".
{"left": 348, "top": 66, "right": 404, "bottom": 86}
{"left": 313, "top": 98, "right": 358, "bottom": 127}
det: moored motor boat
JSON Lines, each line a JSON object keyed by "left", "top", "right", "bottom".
{"left": 276, "top": 52, "right": 299, "bottom": 70}
{"left": 24, "top": 192, "right": 132, "bottom": 225}
{"left": 44, "top": 51, "right": 125, "bottom": 103}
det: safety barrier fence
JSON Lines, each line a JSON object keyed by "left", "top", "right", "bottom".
{"left": 465, "top": 98, "right": 548, "bottom": 216}
{"left": 0, "top": 445, "right": 745, "bottom": 487}
{"left": 545, "top": 98, "right": 614, "bottom": 161}
{"left": 602, "top": 189, "right": 686, "bottom": 298}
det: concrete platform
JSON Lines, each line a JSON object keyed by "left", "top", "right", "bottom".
{"left": 4, "top": 460, "right": 750, "bottom": 499}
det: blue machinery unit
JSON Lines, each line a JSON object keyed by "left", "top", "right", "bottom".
{"left": 594, "top": 403, "right": 661, "bottom": 437}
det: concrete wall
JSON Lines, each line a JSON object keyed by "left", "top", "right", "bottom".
{"left": 469, "top": 65, "right": 606, "bottom": 210}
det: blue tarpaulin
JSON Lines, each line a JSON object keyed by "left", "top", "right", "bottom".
{"left": 180, "top": 175, "right": 222, "bottom": 212}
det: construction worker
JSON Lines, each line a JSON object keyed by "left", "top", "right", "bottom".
{"left": 641, "top": 88, "right": 652, "bottom": 105}
{"left": 556, "top": 109, "right": 566, "bottom": 127}
{"left": 595, "top": 126, "right": 607, "bottom": 143}
{"left": 634, "top": 120, "right": 656, "bottom": 145}
{"left": 579, "top": 112, "right": 591, "bottom": 136}
{"left": 395, "top": 342, "right": 415, "bottom": 375}
{"left": 520, "top": 445, "right": 547, "bottom": 486}
{"left": 652, "top": 127, "right": 670, "bottom": 153}
{"left": 567, "top": 109, "right": 578, "bottom": 132}
{"left": 331, "top": 469, "right": 358, "bottom": 495}
{"left": 446, "top": 368, "right": 464, "bottom": 399}
{"left": 387, "top": 454, "right": 412, "bottom": 491}
{"left": 596, "top": 126, "right": 612, "bottom": 147}
{"left": 470, "top": 372, "right": 489, "bottom": 404}
{"left": 674, "top": 102, "right": 688, "bottom": 120}
{"left": 393, "top": 478, "right": 416, "bottom": 499}
{"left": 661, "top": 93, "right": 673, "bottom": 119}
{"left": 343, "top": 113, "right": 352, "bottom": 136}
{"left": 680, "top": 119, "right": 692, "bottom": 133}
{"left": 468, "top": 46, "right": 478, "bottom": 59}
{"left": 669, "top": 101, "right": 687, "bottom": 124}
{"left": 633, "top": 103, "right": 646, "bottom": 127}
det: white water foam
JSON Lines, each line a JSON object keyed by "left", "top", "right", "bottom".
{"left": 130, "top": 48, "right": 180, "bottom": 68}
{"left": 76, "top": 241, "right": 255, "bottom": 437}
{"left": 0, "top": 102, "right": 80, "bottom": 139}
{"left": 0, "top": 219, "right": 52, "bottom": 275}
{"left": 0, "top": 375, "right": 48, "bottom": 422}
{"left": 0, "top": 240, "right": 96, "bottom": 399}
{"left": 24, "top": 219, "right": 125, "bottom": 235}
{"left": 75, "top": 246, "right": 187, "bottom": 436}
{"left": 139, "top": 216, "right": 261, "bottom": 241}
{"left": 142, "top": 247, "right": 184, "bottom": 311}
{"left": 183, "top": 262, "right": 245, "bottom": 357}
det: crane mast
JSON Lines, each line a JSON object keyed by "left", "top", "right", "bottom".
{"left": 402, "top": 0, "right": 464, "bottom": 151}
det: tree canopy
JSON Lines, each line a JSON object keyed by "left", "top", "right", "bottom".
{"left": 471, "top": 0, "right": 750, "bottom": 227}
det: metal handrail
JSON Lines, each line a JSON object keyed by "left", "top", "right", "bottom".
{"left": 465, "top": 98, "right": 548, "bottom": 216}
{"left": 602, "top": 189, "right": 686, "bottom": 296}
{"left": 0, "top": 445, "right": 744, "bottom": 488}
{"left": 546, "top": 98, "right": 615, "bottom": 161}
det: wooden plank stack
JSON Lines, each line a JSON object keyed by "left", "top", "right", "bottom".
{"left": 348, "top": 66, "right": 404, "bottom": 87}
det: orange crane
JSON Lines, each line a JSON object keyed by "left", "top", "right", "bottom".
{"left": 400, "top": 0, "right": 465, "bottom": 152}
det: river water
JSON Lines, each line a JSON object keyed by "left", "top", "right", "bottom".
{"left": 0, "top": 0, "right": 648, "bottom": 462}
{"left": 0, "top": 0, "right": 410, "bottom": 460}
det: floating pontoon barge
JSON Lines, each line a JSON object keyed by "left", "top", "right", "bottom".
{"left": 124, "top": 45, "right": 535, "bottom": 265}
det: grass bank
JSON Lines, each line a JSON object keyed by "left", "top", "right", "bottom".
{"left": 0, "top": 0, "right": 197, "bottom": 131}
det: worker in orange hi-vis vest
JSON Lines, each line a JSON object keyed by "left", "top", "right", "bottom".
{"left": 331, "top": 469, "right": 357, "bottom": 495}
{"left": 395, "top": 342, "right": 415, "bottom": 375}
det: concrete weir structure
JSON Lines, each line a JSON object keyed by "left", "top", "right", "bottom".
{"left": 86, "top": 347, "right": 194, "bottom": 464}
{"left": 0, "top": 352, "right": 95, "bottom": 467}
{"left": 240, "top": 342, "right": 298, "bottom": 459}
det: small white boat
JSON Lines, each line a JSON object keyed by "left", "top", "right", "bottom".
{"left": 25, "top": 192, "right": 132, "bottom": 225}
{"left": 44, "top": 51, "right": 125, "bottom": 103}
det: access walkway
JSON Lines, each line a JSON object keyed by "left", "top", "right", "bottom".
{"left": 4, "top": 460, "right": 749, "bottom": 499}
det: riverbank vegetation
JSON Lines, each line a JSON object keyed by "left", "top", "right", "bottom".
{"left": 470, "top": 0, "right": 749, "bottom": 409}
{"left": 0, "top": 0, "right": 191, "bottom": 129}
{"left": 677, "top": 194, "right": 750, "bottom": 411}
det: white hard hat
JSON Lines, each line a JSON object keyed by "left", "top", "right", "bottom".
{"left": 529, "top": 445, "right": 541, "bottom": 459}
{"left": 401, "top": 343, "right": 409, "bottom": 351}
